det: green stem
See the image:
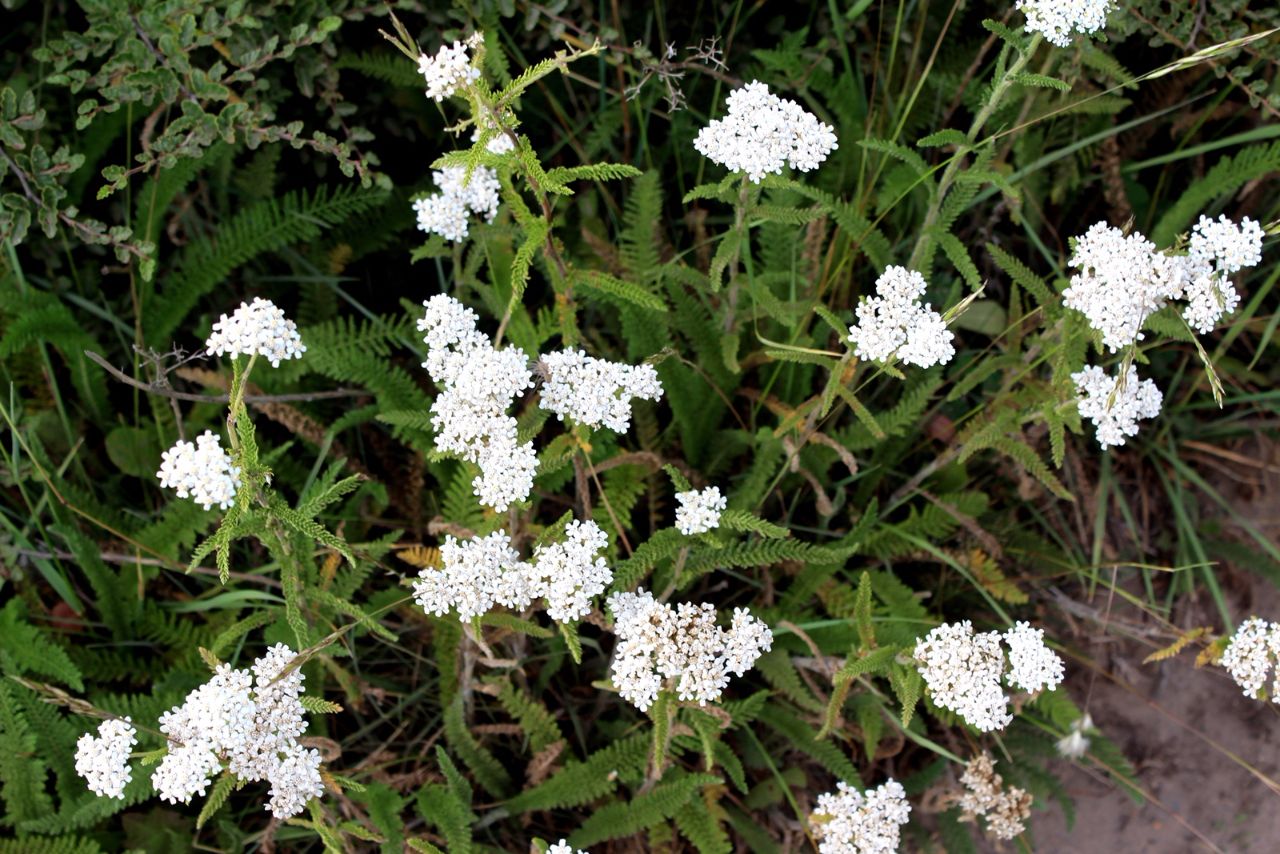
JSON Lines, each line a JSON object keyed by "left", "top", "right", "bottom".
{"left": 225, "top": 354, "right": 257, "bottom": 451}
{"left": 907, "top": 34, "right": 1043, "bottom": 271}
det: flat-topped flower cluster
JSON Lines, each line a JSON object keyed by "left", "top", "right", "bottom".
{"left": 1222, "top": 617, "right": 1280, "bottom": 701}
{"left": 417, "top": 33, "right": 483, "bottom": 102}
{"left": 607, "top": 589, "right": 773, "bottom": 711}
{"left": 1064, "top": 217, "right": 1262, "bottom": 351}
{"left": 913, "top": 620, "right": 1064, "bottom": 732}
{"left": 76, "top": 644, "right": 324, "bottom": 820}
{"left": 412, "top": 521, "right": 612, "bottom": 625}
{"left": 674, "top": 485, "right": 726, "bottom": 535}
{"left": 811, "top": 779, "right": 912, "bottom": 854}
{"left": 847, "top": 266, "right": 956, "bottom": 369}
{"left": 1071, "top": 364, "right": 1163, "bottom": 449}
{"left": 693, "top": 80, "right": 838, "bottom": 183}
{"left": 157, "top": 430, "right": 241, "bottom": 511}
{"left": 205, "top": 297, "right": 305, "bottom": 367}
{"left": 1016, "top": 0, "right": 1112, "bottom": 48}
{"left": 418, "top": 294, "right": 664, "bottom": 510}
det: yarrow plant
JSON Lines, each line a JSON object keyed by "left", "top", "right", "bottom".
{"left": 74, "top": 718, "right": 137, "bottom": 799}
{"left": 1016, "top": 0, "right": 1113, "bottom": 48}
{"left": 417, "top": 33, "right": 483, "bottom": 102}
{"left": 810, "top": 779, "right": 912, "bottom": 854}
{"left": 1071, "top": 364, "right": 1163, "bottom": 449}
{"left": 693, "top": 80, "right": 838, "bottom": 183}
{"left": 413, "top": 164, "right": 502, "bottom": 243}
{"left": 156, "top": 430, "right": 242, "bottom": 510}
{"left": 847, "top": 266, "right": 956, "bottom": 369}
{"left": 539, "top": 349, "right": 663, "bottom": 433}
{"left": 412, "top": 522, "right": 613, "bottom": 625}
{"left": 1221, "top": 617, "right": 1280, "bottom": 701}
{"left": 913, "top": 620, "right": 1065, "bottom": 731}
{"left": 205, "top": 297, "right": 306, "bottom": 367}
{"left": 674, "top": 485, "right": 726, "bottom": 535}
{"left": 607, "top": 589, "right": 773, "bottom": 711}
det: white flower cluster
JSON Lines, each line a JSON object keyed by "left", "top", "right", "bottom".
{"left": 913, "top": 620, "right": 1064, "bottom": 732}
{"left": 148, "top": 644, "right": 323, "bottom": 819}
{"left": 413, "top": 522, "right": 612, "bottom": 625}
{"left": 674, "top": 485, "right": 726, "bottom": 535}
{"left": 417, "top": 33, "right": 483, "bottom": 102}
{"left": 413, "top": 164, "right": 502, "bottom": 244}
{"left": 75, "top": 718, "right": 137, "bottom": 799}
{"left": 811, "top": 779, "right": 911, "bottom": 854}
{"left": 205, "top": 297, "right": 306, "bottom": 367}
{"left": 526, "top": 520, "right": 613, "bottom": 623}
{"left": 1221, "top": 617, "right": 1280, "bottom": 701}
{"left": 1182, "top": 214, "right": 1264, "bottom": 333}
{"left": 693, "top": 80, "right": 838, "bottom": 183}
{"left": 1071, "top": 363, "right": 1163, "bottom": 449}
{"left": 1063, "top": 217, "right": 1263, "bottom": 350}
{"left": 473, "top": 125, "right": 516, "bottom": 155}
{"left": 539, "top": 349, "right": 664, "bottom": 433}
{"left": 418, "top": 295, "right": 536, "bottom": 510}
{"left": 847, "top": 266, "right": 956, "bottom": 369}
{"left": 958, "top": 752, "right": 1033, "bottom": 841}
{"left": 1016, "top": 0, "right": 1112, "bottom": 48}
{"left": 157, "top": 430, "right": 242, "bottom": 511}
{"left": 607, "top": 590, "right": 773, "bottom": 711}
{"left": 547, "top": 841, "right": 586, "bottom": 854}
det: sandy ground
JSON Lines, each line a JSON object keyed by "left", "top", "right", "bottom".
{"left": 1031, "top": 437, "right": 1280, "bottom": 853}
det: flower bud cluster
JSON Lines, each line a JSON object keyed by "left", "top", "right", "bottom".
{"left": 607, "top": 589, "right": 773, "bottom": 711}
{"left": 147, "top": 644, "right": 323, "bottom": 819}
{"left": 1063, "top": 217, "right": 1262, "bottom": 351}
{"left": 1221, "top": 617, "right": 1280, "bottom": 702}
{"left": 1016, "top": 0, "right": 1112, "bottom": 48}
{"left": 1071, "top": 363, "right": 1162, "bottom": 449}
{"left": 418, "top": 294, "right": 537, "bottom": 510}
{"left": 674, "top": 485, "right": 726, "bottom": 535}
{"left": 75, "top": 718, "right": 137, "bottom": 799}
{"left": 205, "top": 297, "right": 306, "bottom": 367}
{"left": 539, "top": 349, "right": 664, "bottom": 433}
{"left": 693, "top": 80, "right": 837, "bottom": 183}
{"left": 847, "top": 266, "right": 956, "bottom": 369}
{"left": 413, "top": 521, "right": 613, "bottom": 625}
{"left": 417, "top": 33, "right": 483, "bottom": 102}
{"left": 958, "top": 752, "right": 1033, "bottom": 840}
{"left": 811, "top": 779, "right": 912, "bottom": 854}
{"left": 913, "top": 620, "right": 1064, "bottom": 732}
{"left": 157, "top": 430, "right": 242, "bottom": 511}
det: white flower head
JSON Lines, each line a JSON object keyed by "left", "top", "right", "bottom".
{"left": 157, "top": 430, "right": 241, "bottom": 511}
{"left": 205, "top": 297, "right": 305, "bottom": 367}
{"left": 811, "top": 779, "right": 911, "bottom": 854}
{"left": 693, "top": 80, "right": 838, "bottom": 183}
{"left": 607, "top": 590, "right": 772, "bottom": 711}
{"left": 539, "top": 349, "right": 664, "bottom": 433}
{"left": 413, "top": 164, "right": 502, "bottom": 244}
{"left": 1190, "top": 214, "right": 1264, "bottom": 275}
{"left": 1003, "top": 621, "right": 1065, "bottom": 693}
{"left": 146, "top": 644, "right": 322, "bottom": 818}
{"left": 913, "top": 621, "right": 1011, "bottom": 732}
{"left": 525, "top": 519, "right": 614, "bottom": 623}
{"left": 75, "top": 718, "right": 137, "bottom": 799}
{"left": 414, "top": 530, "right": 532, "bottom": 622}
{"left": 1072, "top": 363, "right": 1162, "bottom": 449}
{"left": 418, "top": 33, "right": 483, "bottom": 101}
{"left": 1221, "top": 617, "right": 1280, "bottom": 701}
{"left": 418, "top": 295, "right": 537, "bottom": 511}
{"left": 675, "top": 485, "right": 727, "bottom": 535}
{"left": 847, "top": 266, "right": 955, "bottom": 368}
{"left": 547, "top": 841, "right": 586, "bottom": 854}
{"left": 914, "top": 621, "right": 1065, "bottom": 732}
{"left": 1016, "top": 0, "right": 1112, "bottom": 48}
